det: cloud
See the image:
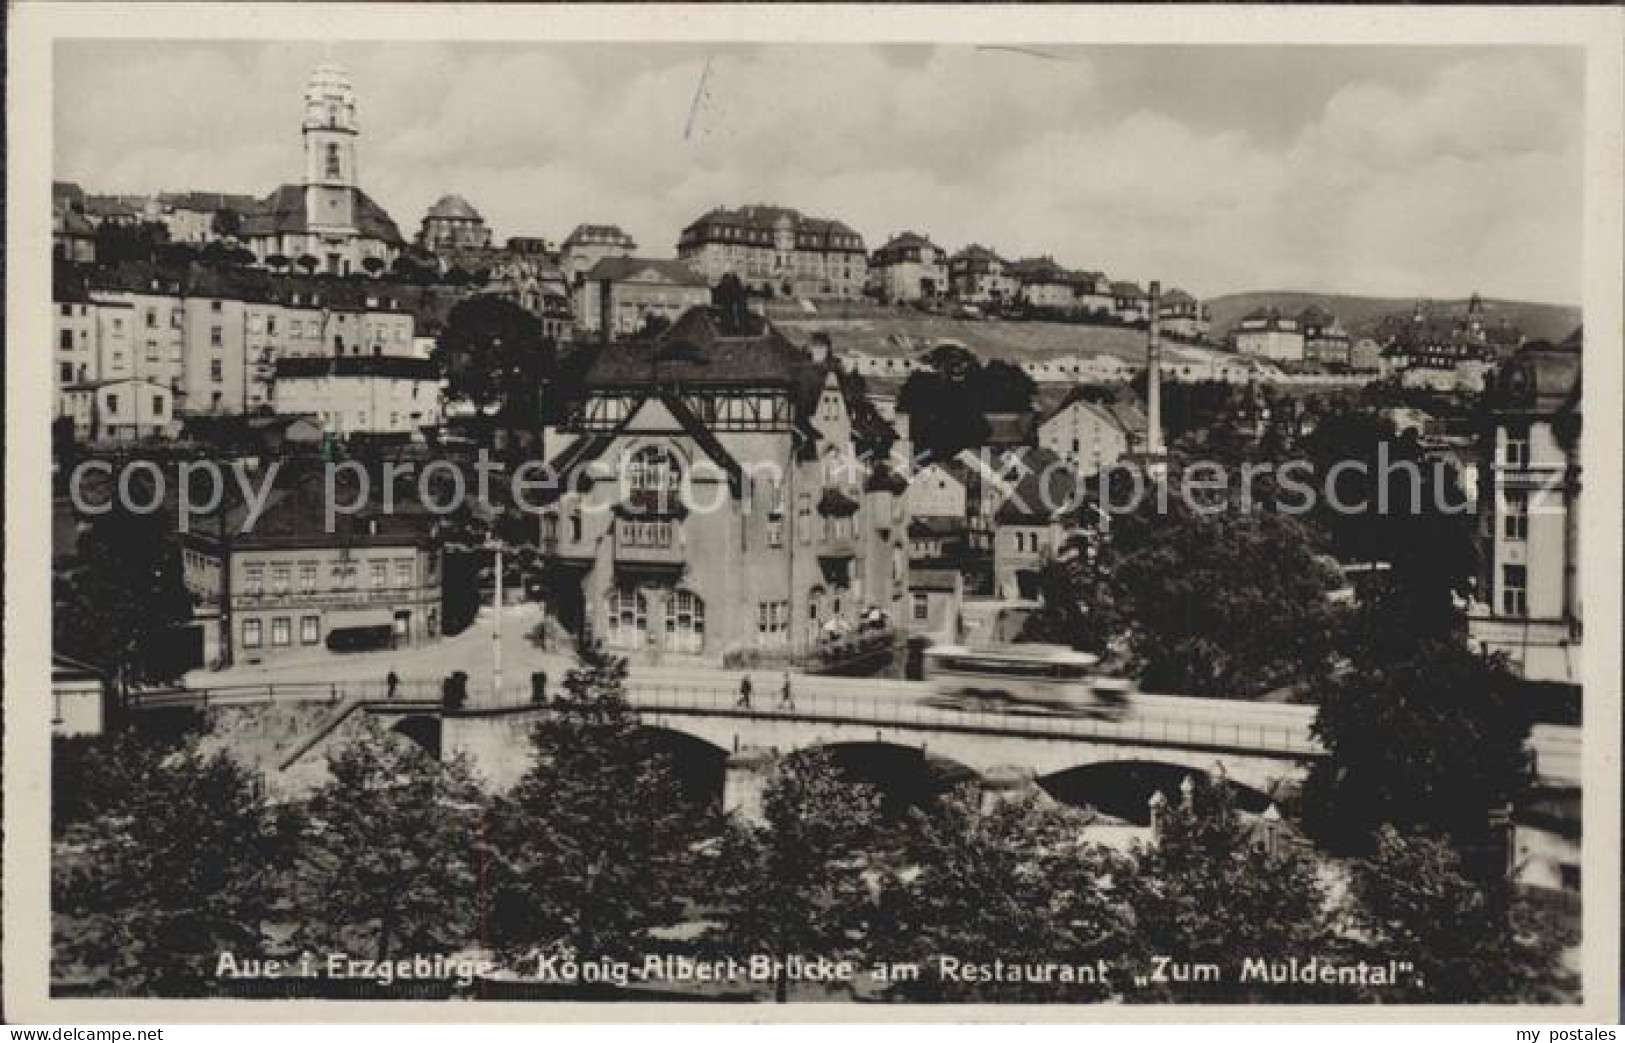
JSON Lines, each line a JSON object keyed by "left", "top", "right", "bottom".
{"left": 52, "top": 42, "right": 1583, "bottom": 304}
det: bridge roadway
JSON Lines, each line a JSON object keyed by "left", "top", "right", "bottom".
{"left": 136, "top": 663, "right": 1582, "bottom": 790}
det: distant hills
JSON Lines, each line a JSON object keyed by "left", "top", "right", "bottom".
{"left": 1205, "top": 292, "right": 1582, "bottom": 345}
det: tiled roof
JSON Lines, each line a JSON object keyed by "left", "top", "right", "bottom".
{"left": 584, "top": 256, "right": 708, "bottom": 287}
{"left": 239, "top": 184, "right": 405, "bottom": 245}
{"left": 1111, "top": 281, "right": 1147, "bottom": 298}
{"left": 995, "top": 446, "right": 1078, "bottom": 524}
{"left": 581, "top": 306, "right": 809, "bottom": 390}
{"left": 274, "top": 356, "right": 441, "bottom": 381}
{"left": 563, "top": 223, "right": 636, "bottom": 248}
{"left": 681, "top": 205, "right": 865, "bottom": 252}
{"left": 159, "top": 191, "right": 261, "bottom": 213}
{"left": 425, "top": 194, "right": 482, "bottom": 221}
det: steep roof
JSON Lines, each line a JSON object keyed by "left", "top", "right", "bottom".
{"left": 581, "top": 306, "right": 810, "bottom": 390}
{"left": 995, "top": 446, "right": 1078, "bottom": 524}
{"left": 563, "top": 223, "right": 635, "bottom": 248}
{"left": 425, "top": 194, "right": 482, "bottom": 221}
{"left": 584, "top": 256, "right": 708, "bottom": 287}
{"left": 239, "top": 184, "right": 405, "bottom": 245}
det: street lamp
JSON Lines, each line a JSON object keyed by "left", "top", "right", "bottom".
{"left": 484, "top": 536, "right": 505, "bottom": 701}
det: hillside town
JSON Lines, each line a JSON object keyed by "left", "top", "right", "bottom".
{"left": 47, "top": 59, "right": 1586, "bottom": 1005}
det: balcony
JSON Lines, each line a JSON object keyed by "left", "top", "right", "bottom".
{"left": 613, "top": 518, "right": 685, "bottom": 568}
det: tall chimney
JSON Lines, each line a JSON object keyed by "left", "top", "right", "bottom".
{"left": 1146, "top": 280, "right": 1164, "bottom": 461}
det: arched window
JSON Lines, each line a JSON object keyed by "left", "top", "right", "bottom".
{"left": 605, "top": 587, "right": 647, "bottom": 648}
{"left": 325, "top": 143, "right": 342, "bottom": 180}
{"left": 665, "top": 589, "right": 705, "bottom": 653}
{"left": 624, "top": 444, "right": 683, "bottom": 514}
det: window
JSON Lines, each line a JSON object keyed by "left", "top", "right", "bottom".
{"left": 757, "top": 600, "right": 789, "bottom": 636}
{"left": 242, "top": 618, "right": 262, "bottom": 649}
{"left": 271, "top": 565, "right": 290, "bottom": 594}
{"left": 60, "top": 362, "right": 73, "bottom": 383}
{"left": 271, "top": 617, "right": 291, "bottom": 646}
{"left": 913, "top": 593, "right": 930, "bottom": 621}
{"left": 299, "top": 563, "right": 317, "bottom": 593}
{"left": 325, "top": 143, "right": 342, "bottom": 180}
{"left": 797, "top": 493, "right": 812, "bottom": 545}
{"left": 211, "top": 326, "right": 223, "bottom": 347}
{"left": 60, "top": 304, "right": 71, "bottom": 318}
{"left": 606, "top": 587, "right": 648, "bottom": 643}
{"left": 766, "top": 517, "right": 784, "bottom": 548}
{"left": 370, "top": 561, "right": 387, "bottom": 588}
{"left": 1504, "top": 432, "right": 1530, "bottom": 468}
{"left": 300, "top": 615, "right": 320, "bottom": 644}
{"left": 59, "top": 329, "right": 73, "bottom": 351}
{"left": 151, "top": 395, "right": 163, "bottom": 416}
{"left": 267, "top": 315, "right": 278, "bottom": 335}
{"left": 394, "top": 560, "right": 413, "bottom": 587}
{"left": 210, "top": 360, "right": 223, "bottom": 382}
{"left": 1503, "top": 491, "right": 1529, "bottom": 540}
{"left": 146, "top": 309, "right": 157, "bottom": 329}
{"left": 1501, "top": 564, "right": 1528, "bottom": 616}
{"left": 243, "top": 564, "right": 264, "bottom": 595}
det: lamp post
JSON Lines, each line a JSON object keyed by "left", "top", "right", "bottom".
{"left": 485, "top": 536, "right": 504, "bottom": 701}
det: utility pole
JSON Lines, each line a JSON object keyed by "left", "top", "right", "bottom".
{"left": 1145, "top": 280, "right": 1168, "bottom": 482}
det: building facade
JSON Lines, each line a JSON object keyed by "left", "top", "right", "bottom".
{"left": 272, "top": 355, "right": 445, "bottom": 437}
{"left": 561, "top": 224, "right": 638, "bottom": 286}
{"left": 1468, "top": 334, "right": 1582, "bottom": 685}
{"left": 417, "top": 194, "right": 492, "bottom": 255}
{"left": 576, "top": 257, "right": 712, "bottom": 338}
{"left": 1233, "top": 308, "right": 1306, "bottom": 362}
{"left": 676, "top": 205, "right": 867, "bottom": 300}
{"left": 182, "top": 478, "right": 442, "bottom": 668}
{"left": 868, "top": 232, "right": 948, "bottom": 303}
{"left": 60, "top": 377, "right": 175, "bottom": 441}
{"left": 947, "top": 245, "right": 1019, "bottom": 305}
{"left": 1158, "top": 289, "right": 1211, "bottom": 339}
{"left": 536, "top": 306, "right": 908, "bottom": 659}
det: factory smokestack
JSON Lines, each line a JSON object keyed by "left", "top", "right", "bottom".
{"left": 1146, "top": 280, "right": 1165, "bottom": 465}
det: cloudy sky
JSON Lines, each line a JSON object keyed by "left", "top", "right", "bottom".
{"left": 55, "top": 41, "right": 1583, "bottom": 304}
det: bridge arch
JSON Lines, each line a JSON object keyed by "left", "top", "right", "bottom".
{"left": 787, "top": 741, "right": 981, "bottom": 817}
{"left": 1039, "top": 760, "right": 1276, "bottom": 825}
{"left": 630, "top": 725, "right": 730, "bottom": 811}
{"left": 389, "top": 714, "right": 442, "bottom": 758}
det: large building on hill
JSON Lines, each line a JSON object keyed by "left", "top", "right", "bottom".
{"left": 1233, "top": 307, "right": 1306, "bottom": 362}
{"left": 239, "top": 64, "right": 406, "bottom": 274}
{"left": 417, "top": 194, "right": 492, "bottom": 254}
{"left": 947, "top": 245, "right": 1019, "bottom": 305}
{"left": 575, "top": 256, "right": 712, "bottom": 338}
{"left": 1469, "top": 332, "right": 1582, "bottom": 686}
{"left": 868, "top": 232, "right": 948, "bottom": 303}
{"left": 534, "top": 306, "right": 908, "bottom": 658}
{"left": 561, "top": 224, "right": 637, "bottom": 285}
{"left": 676, "top": 205, "right": 868, "bottom": 300}
{"left": 1376, "top": 296, "right": 1523, "bottom": 392}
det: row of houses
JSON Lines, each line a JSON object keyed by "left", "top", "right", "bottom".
{"left": 52, "top": 262, "right": 458, "bottom": 441}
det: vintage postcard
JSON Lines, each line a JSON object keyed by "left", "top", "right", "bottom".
{"left": 5, "top": 2, "right": 1621, "bottom": 1026}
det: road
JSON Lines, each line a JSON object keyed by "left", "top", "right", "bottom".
{"left": 177, "top": 601, "right": 1581, "bottom": 785}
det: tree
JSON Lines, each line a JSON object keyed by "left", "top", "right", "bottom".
{"left": 1348, "top": 826, "right": 1575, "bottom": 1002}
{"left": 1110, "top": 509, "right": 1341, "bottom": 698}
{"left": 361, "top": 255, "right": 385, "bottom": 277}
{"left": 1123, "top": 777, "right": 1333, "bottom": 1002}
{"left": 295, "top": 253, "right": 319, "bottom": 275}
{"left": 430, "top": 295, "right": 556, "bottom": 451}
{"left": 1302, "top": 639, "right": 1532, "bottom": 859}
{"left": 712, "top": 273, "right": 753, "bottom": 334}
{"left": 210, "top": 207, "right": 242, "bottom": 239}
{"left": 53, "top": 737, "right": 296, "bottom": 996}
{"left": 872, "top": 788, "right": 1134, "bottom": 1001}
{"left": 266, "top": 254, "right": 290, "bottom": 273}
{"left": 706, "top": 750, "right": 882, "bottom": 1001}
{"left": 479, "top": 646, "right": 694, "bottom": 964}
{"left": 895, "top": 344, "right": 992, "bottom": 458}
{"left": 292, "top": 720, "right": 482, "bottom": 963}
{"left": 1020, "top": 536, "right": 1120, "bottom": 656}
{"left": 54, "top": 503, "right": 196, "bottom": 705}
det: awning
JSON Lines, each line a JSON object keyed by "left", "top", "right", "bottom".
{"left": 328, "top": 608, "right": 396, "bottom": 629}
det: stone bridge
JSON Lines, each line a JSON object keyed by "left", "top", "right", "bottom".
{"left": 183, "top": 683, "right": 1324, "bottom": 822}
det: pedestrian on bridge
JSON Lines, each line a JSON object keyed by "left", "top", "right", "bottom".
{"left": 737, "top": 674, "right": 753, "bottom": 708}
{"left": 386, "top": 670, "right": 400, "bottom": 700}
{"left": 779, "top": 671, "right": 795, "bottom": 710}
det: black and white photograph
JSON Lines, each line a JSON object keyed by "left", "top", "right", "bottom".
{"left": 6, "top": 2, "right": 1621, "bottom": 1026}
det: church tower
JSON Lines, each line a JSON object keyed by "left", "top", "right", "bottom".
{"left": 303, "top": 63, "right": 358, "bottom": 232}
